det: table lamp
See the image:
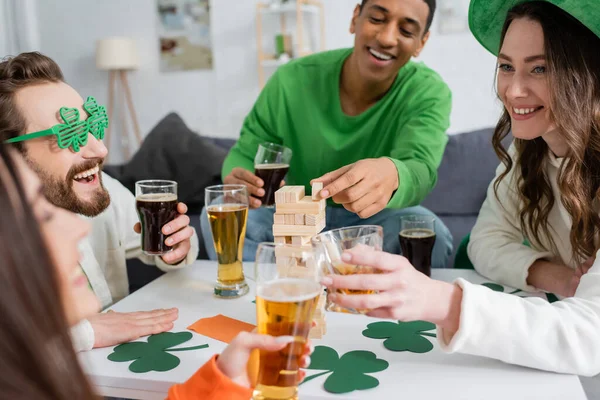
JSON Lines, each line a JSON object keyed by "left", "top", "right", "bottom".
{"left": 96, "top": 37, "right": 143, "bottom": 160}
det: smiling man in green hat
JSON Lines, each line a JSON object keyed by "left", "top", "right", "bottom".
{"left": 201, "top": 0, "right": 455, "bottom": 270}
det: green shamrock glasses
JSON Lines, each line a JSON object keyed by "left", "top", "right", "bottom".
{"left": 5, "top": 96, "right": 109, "bottom": 152}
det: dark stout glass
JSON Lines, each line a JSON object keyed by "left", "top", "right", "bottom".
{"left": 136, "top": 193, "right": 178, "bottom": 255}
{"left": 254, "top": 163, "right": 289, "bottom": 206}
{"left": 399, "top": 228, "right": 436, "bottom": 277}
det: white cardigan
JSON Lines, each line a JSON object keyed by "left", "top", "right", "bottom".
{"left": 71, "top": 173, "right": 199, "bottom": 351}
{"left": 438, "top": 149, "right": 600, "bottom": 376}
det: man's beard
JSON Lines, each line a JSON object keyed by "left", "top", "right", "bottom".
{"left": 27, "top": 158, "right": 111, "bottom": 217}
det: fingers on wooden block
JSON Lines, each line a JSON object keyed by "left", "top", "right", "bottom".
{"left": 312, "top": 182, "right": 324, "bottom": 200}
{"left": 285, "top": 186, "right": 305, "bottom": 203}
{"left": 274, "top": 213, "right": 285, "bottom": 225}
{"left": 294, "top": 213, "right": 305, "bottom": 225}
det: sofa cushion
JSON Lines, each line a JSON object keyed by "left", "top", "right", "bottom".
{"left": 422, "top": 127, "right": 509, "bottom": 216}
{"left": 111, "top": 113, "right": 228, "bottom": 214}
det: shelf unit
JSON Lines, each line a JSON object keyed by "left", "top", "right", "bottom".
{"left": 256, "top": 0, "right": 325, "bottom": 87}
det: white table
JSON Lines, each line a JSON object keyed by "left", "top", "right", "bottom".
{"left": 80, "top": 261, "right": 587, "bottom": 400}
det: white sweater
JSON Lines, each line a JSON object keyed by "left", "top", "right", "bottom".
{"left": 71, "top": 173, "right": 199, "bottom": 351}
{"left": 437, "top": 149, "right": 600, "bottom": 376}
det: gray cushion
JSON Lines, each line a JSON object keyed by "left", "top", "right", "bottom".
{"left": 422, "top": 128, "right": 509, "bottom": 215}
{"left": 113, "top": 112, "right": 228, "bottom": 214}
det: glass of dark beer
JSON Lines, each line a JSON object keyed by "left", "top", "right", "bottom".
{"left": 135, "top": 180, "right": 178, "bottom": 256}
{"left": 254, "top": 143, "right": 292, "bottom": 207}
{"left": 399, "top": 215, "right": 436, "bottom": 277}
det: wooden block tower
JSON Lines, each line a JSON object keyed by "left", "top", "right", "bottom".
{"left": 273, "top": 183, "right": 327, "bottom": 338}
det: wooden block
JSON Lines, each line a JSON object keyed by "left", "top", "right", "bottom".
{"left": 284, "top": 214, "right": 295, "bottom": 225}
{"left": 285, "top": 186, "right": 305, "bottom": 203}
{"left": 274, "top": 236, "right": 287, "bottom": 244}
{"left": 312, "top": 182, "right": 323, "bottom": 200}
{"left": 273, "top": 218, "right": 325, "bottom": 236}
{"left": 305, "top": 210, "right": 325, "bottom": 226}
{"left": 273, "top": 213, "right": 285, "bottom": 225}
{"left": 276, "top": 196, "right": 326, "bottom": 214}
{"left": 274, "top": 187, "right": 291, "bottom": 204}
{"left": 274, "top": 245, "right": 312, "bottom": 259}
{"left": 276, "top": 256, "right": 297, "bottom": 272}
{"left": 292, "top": 236, "right": 312, "bottom": 246}
{"left": 294, "top": 213, "right": 305, "bottom": 225}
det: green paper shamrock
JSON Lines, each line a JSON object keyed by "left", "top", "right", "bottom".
{"left": 362, "top": 320, "right": 436, "bottom": 353}
{"left": 107, "top": 331, "right": 208, "bottom": 373}
{"left": 302, "top": 346, "right": 389, "bottom": 394}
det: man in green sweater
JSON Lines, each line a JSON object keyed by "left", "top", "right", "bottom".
{"left": 201, "top": 0, "right": 453, "bottom": 268}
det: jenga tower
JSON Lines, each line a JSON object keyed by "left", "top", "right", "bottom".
{"left": 273, "top": 183, "right": 327, "bottom": 339}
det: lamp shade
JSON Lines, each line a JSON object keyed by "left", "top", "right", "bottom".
{"left": 96, "top": 37, "right": 140, "bottom": 70}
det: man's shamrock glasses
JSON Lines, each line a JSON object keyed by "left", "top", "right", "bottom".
{"left": 5, "top": 96, "right": 109, "bottom": 152}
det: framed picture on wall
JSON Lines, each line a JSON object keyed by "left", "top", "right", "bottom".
{"left": 157, "top": 0, "right": 213, "bottom": 71}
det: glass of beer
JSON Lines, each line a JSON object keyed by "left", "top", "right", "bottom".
{"left": 254, "top": 243, "right": 322, "bottom": 400}
{"left": 135, "top": 180, "right": 178, "bottom": 256}
{"left": 399, "top": 215, "right": 436, "bottom": 277}
{"left": 311, "top": 225, "right": 383, "bottom": 314}
{"left": 205, "top": 184, "right": 250, "bottom": 298}
{"left": 254, "top": 143, "right": 292, "bottom": 207}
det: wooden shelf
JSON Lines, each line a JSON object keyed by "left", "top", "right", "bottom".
{"left": 256, "top": 0, "right": 325, "bottom": 87}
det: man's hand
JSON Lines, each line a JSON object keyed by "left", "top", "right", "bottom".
{"left": 89, "top": 308, "right": 179, "bottom": 348}
{"left": 134, "top": 202, "right": 194, "bottom": 265}
{"left": 224, "top": 167, "right": 285, "bottom": 209}
{"left": 312, "top": 158, "right": 398, "bottom": 219}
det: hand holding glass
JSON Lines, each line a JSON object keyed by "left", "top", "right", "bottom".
{"left": 254, "top": 243, "right": 322, "bottom": 400}
{"left": 205, "top": 184, "right": 250, "bottom": 298}
{"left": 312, "top": 225, "right": 383, "bottom": 314}
{"left": 135, "top": 180, "right": 178, "bottom": 256}
{"left": 254, "top": 143, "right": 292, "bottom": 207}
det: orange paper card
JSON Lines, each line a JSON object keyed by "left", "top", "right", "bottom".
{"left": 188, "top": 314, "right": 255, "bottom": 343}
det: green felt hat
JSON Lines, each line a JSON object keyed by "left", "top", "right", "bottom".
{"left": 469, "top": 0, "right": 600, "bottom": 55}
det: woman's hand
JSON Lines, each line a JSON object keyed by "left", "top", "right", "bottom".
{"left": 321, "top": 246, "right": 462, "bottom": 333}
{"left": 216, "top": 332, "right": 313, "bottom": 388}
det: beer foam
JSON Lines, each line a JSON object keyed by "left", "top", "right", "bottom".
{"left": 400, "top": 228, "right": 435, "bottom": 238}
{"left": 257, "top": 278, "right": 322, "bottom": 303}
{"left": 136, "top": 193, "right": 177, "bottom": 202}
{"left": 254, "top": 163, "right": 289, "bottom": 169}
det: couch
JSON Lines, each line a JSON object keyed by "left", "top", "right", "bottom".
{"left": 105, "top": 113, "right": 504, "bottom": 291}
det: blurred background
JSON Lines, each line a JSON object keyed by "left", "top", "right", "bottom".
{"left": 0, "top": 0, "right": 500, "bottom": 163}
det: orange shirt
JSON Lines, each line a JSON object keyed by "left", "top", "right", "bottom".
{"left": 167, "top": 355, "right": 253, "bottom": 400}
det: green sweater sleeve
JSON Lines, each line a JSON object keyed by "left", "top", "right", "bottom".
{"left": 386, "top": 76, "right": 451, "bottom": 209}
{"left": 222, "top": 71, "right": 284, "bottom": 180}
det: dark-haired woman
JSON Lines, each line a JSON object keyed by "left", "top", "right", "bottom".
{"left": 0, "top": 145, "right": 311, "bottom": 399}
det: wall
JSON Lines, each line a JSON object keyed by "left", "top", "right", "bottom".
{"left": 33, "top": 0, "right": 500, "bottom": 162}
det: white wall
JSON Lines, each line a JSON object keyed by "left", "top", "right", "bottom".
{"left": 32, "top": 0, "right": 500, "bottom": 162}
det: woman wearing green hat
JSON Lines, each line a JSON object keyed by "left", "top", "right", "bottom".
{"left": 322, "top": 0, "right": 600, "bottom": 376}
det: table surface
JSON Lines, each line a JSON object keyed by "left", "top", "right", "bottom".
{"left": 80, "top": 261, "right": 587, "bottom": 400}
